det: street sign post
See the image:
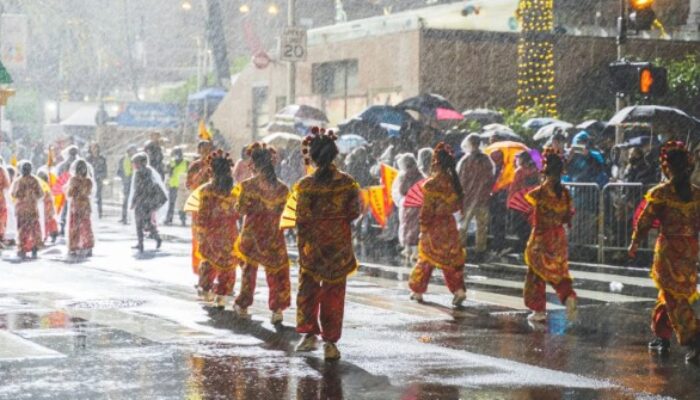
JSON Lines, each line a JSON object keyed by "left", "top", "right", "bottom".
{"left": 280, "top": 27, "right": 307, "bottom": 62}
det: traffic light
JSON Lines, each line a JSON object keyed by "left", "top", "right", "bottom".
{"left": 628, "top": 0, "right": 656, "bottom": 31}
{"left": 608, "top": 61, "right": 667, "bottom": 97}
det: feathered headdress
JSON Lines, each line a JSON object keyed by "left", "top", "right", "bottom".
{"left": 302, "top": 127, "right": 338, "bottom": 166}
{"left": 541, "top": 146, "right": 565, "bottom": 173}
{"left": 207, "top": 149, "right": 233, "bottom": 174}
{"left": 246, "top": 141, "right": 278, "bottom": 162}
{"left": 433, "top": 142, "right": 456, "bottom": 161}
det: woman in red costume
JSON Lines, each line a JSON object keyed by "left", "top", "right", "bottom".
{"left": 0, "top": 160, "right": 10, "bottom": 245}
{"left": 523, "top": 148, "right": 577, "bottom": 322}
{"left": 37, "top": 171, "right": 59, "bottom": 244}
{"left": 11, "top": 161, "right": 44, "bottom": 259}
{"left": 197, "top": 150, "right": 240, "bottom": 307}
{"left": 408, "top": 142, "right": 467, "bottom": 307}
{"left": 294, "top": 128, "right": 361, "bottom": 361}
{"left": 233, "top": 142, "right": 290, "bottom": 323}
{"left": 66, "top": 160, "right": 95, "bottom": 257}
{"left": 630, "top": 141, "right": 700, "bottom": 363}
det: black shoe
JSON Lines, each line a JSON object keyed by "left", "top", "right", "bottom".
{"left": 155, "top": 237, "right": 162, "bottom": 249}
{"left": 132, "top": 242, "right": 144, "bottom": 253}
{"left": 86, "top": 249, "right": 93, "bottom": 257}
{"left": 648, "top": 337, "right": 671, "bottom": 352}
{"left": 31, "top": 247, "right": 38, "bottom": 259}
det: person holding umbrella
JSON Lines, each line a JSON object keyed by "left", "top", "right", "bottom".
{"left": 408, "top": 143, "right": 466, "bottom": 307}
{"left": 629, "top": 141, "right": 700, "bottom": 363}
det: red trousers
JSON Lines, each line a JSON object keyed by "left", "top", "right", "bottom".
{"left": 198, "top": 261, "right": 236, "bottom": 297}
{"left": 235, "top": 263, "right": 291, "bottom": 311}
{"left": 296, "top": 272, "right": 346, "bottom": 343}
{"left": 523, "top": 267, "right": 576, "bottom": 312}
{"left": 409, "top": 261, "right": 465, "bottom": 294}
{"left": 651, "top": 290, "right": 700, "bottom": 346}
{"left": 17, "top": 215, "right": 42, "bottom": 253}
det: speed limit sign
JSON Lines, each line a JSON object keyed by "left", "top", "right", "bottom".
{"left": 280, "top": 27, "right": 307, "bottom": 62}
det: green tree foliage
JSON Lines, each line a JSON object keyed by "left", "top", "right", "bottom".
{"left": 656, "top": 54, "right": 700, "bottom": 117}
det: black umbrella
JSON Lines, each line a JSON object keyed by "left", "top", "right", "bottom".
{"left": 396, "top": 93, "right": 456, "bottom": 116}
{"left": 462, "top": 109, "right": 504, "bottom": 125}
{"left": 607, "top": 105, "right": 700, "bottom": 141}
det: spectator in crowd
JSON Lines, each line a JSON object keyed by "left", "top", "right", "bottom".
{"left": 392, "top": 153, "right": 423, "bottom": 267}
{"left": 547, "top": 131, "right": 567, "bottom": 154}
{"left": 344, "top": 146, "right": 374, "bottom": 188}
{"left": 117, "top": 145, "right": 137, "bottom": 224}
{"left": 164, "top": 147, "right": 189, "bottom": 226}
{"left": 233, "top": 147, "right": 254, "bottom": 183}
{"left": 87, "top": 143, "right": 107, "bottom": 218}
{"left": 623, "top": 147, "right": 657, "bottom": 185}
{"left": 508, "top": 151, "right": 540, "bottom": 251}
{"left": 458, "top": 134, "right": 496, "bottom": 260}
{"left": 417, "top": 148, "right": 433, "bottom": 178}
{"left": 488, "top": 149, "right": 508, "bottom": 251}
{"left": 144, "top": 132, "right": 165, "bottom": 179}
{"left": 130, "top": 153, "right": 167, "bottom": 253}
{"left": 566, "top": 131, "right": 608, "bottom": 186}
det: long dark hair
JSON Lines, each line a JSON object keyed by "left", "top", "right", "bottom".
{"left": 208, "top": 149, "right": 233, "bottom": 193}
{"left": 543, "top": 151, "right": 564, "bottom": 199}
{"left": 306, "top": 133, "right": 339, "bottom": 184}
{"left": 432, "top": 142, "right": 463, "bottom": 204}
{"left": 249, "top": 143, "right": 278, "bottom": 185}
{"left": 664, "top": 147, "right": 692, "bottom": 202}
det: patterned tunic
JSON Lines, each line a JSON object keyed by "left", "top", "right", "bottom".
{"left": 524, "top": 183, "right": 574, "bottom": 284}
{"left": 234, "top": 175, "right": 290, "bottom": 272}
{"left": 66, "top": 176, "right": 94, "bottom": 251}
{"left": 633, "top": 183, "right": 700, "bottom": 302}
{"left": 417, "top": 173, "right": 466, "bottom": 269}
{"left": 197, "top": 183, "right": 239, "bottom": 270}
{"left": 294, "top": 166, "right": 361, "bottom": 283}
{"left": 0, "top": 167, "right": 9, "bottom": 237}
{"left": 11, "top": 176, "right": 44, "bottom": 251}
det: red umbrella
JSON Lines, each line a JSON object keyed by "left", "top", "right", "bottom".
{"left": 436, "top": 107, "right": 464, "bottom": 121}
{"left": 403, "top": 179, "right": 427, "bottom": 208}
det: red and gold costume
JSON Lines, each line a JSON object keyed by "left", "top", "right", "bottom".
{"left": 197, "top": 183, "right": 240, "bottom": 297}
{"left": 0, "top": 166, "right": 9, "bottom": 240}
{"left": 66, "top": 176, "right": 94, "bottom": 252}
{"left": 233, "top": 175, "right": 291, "bottom": 311}
{"left": 11, "top": 176, "right": 44, "bottom": 252}
{"left": 633, "top": 182, "right": 700, "bottom": 346}
{"left": 41, "top": 182, "right": 59, "bottom": 241}
{"left": 409, "top": 172, "right": 466, "bottom": 295}
{"left": 187, "top": 158, "right": 212, "bottom": 274}
{"left": 523, "top": 182, "right": 576, "bottom": 312}
{"left": 295, "top": 165, "right": 361, "bottom": 343}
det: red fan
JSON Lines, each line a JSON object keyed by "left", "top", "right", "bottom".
{"left": 507, "top": 188, "right": 533, "bottom": 215}
{"left": 633, "top": 198, "right": 660, "bottom": 230}
{"left": 403, "top": 179, "right": 426, "bottom": 208}
{"left": 51, "top": 172, "right": 70, "bottom": 195}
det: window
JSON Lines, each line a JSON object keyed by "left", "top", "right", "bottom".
{"left": 312, "top": 59, "right": 358, "bottom": 96}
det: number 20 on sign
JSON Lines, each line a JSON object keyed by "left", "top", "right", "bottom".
{"left": 280, "top": 27, "right": 307, "bottom": 62}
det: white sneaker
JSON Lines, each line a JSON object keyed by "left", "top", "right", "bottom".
{"left": 323, "top": 342, "right": 341, "bottom": 361}
{"left": 234, "top": 305, "right": 250, "bottom": 319}
{"left": 566, "top": 296, "right": 577, "bottom": 321}
{"left": 271, "top": 310, "right": 283, "bottom": 324}
{"left": 215, "top": 295, "right": 227, "bottom": 308}
{"left": 295, "top": 334, "right": 318, "bottom": 352}
{"left": 527, "top": 311, "right": 547, "bottom": 322}
{"left": 452, "top": 289, "right": 466, "bottom": 307}
{"left": 410, "top": 292, "right": 424, "bottom": 302}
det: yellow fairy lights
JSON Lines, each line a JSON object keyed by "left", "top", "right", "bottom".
{"left": 515, "top": 0, "right": 558, "bottom": 117}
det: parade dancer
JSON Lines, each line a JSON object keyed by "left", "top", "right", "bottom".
{"left": 37, "top": 171, "right": 59, "bottom": 244}
{"left": 294, "top": 128, "right": 361, "bottom": 361}
{"left": 130, "top": 153, "right": 167, "bottom": 253}
{"left": 65, "top": 160, "right": 95, "bottom": 257}
{"left": 196, "top": 150, "right": 240, "bottom": 306}
{"left": 409, "top": 142, "right": 467, "bottom": 307}
{"left": 11, "top": 162, "right": 44, "bottom": 259}
{"left": 186, "top": 140, "right": 213, "bottom": 276}
{"left": 233, "top": 142, "right": 291, "bottom": 323}
{"left": 523, "top": 148, "right": 577, "bottom": 322}
{"left": 0, "top": 159, "right": 10, "bottom": 246}
{"left": 629, "top": 141, "right": 700, "bottom": 363}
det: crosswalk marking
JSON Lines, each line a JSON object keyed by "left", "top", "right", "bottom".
{"left": 0, "top": 330, "right": 64, "bottom": 361}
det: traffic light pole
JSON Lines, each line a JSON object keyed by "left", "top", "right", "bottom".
{"left": 287, "top": 0, "right": 296, "bottom": 105}
{"left": 615, "top": 0, "right": 627, "bottom": 144}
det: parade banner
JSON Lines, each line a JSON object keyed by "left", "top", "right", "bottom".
{"left": 365, "top": 185, "right": 388, "bottom": 227}
{"left": 379, "top": 163, "right": 398, "bottom": 213}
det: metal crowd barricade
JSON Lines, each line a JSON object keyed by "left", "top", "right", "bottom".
{"left": 563, "top": 182, "right": 601, "bottom": 253}
{"left": 599, "top": 182, "right": 654, "bottom": 264}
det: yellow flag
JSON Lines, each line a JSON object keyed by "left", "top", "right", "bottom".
{"left": 366, "top": 185, "right": 388, "bottom": 227}
{"left": 379, "top": 163, "right": 398, "bottom": 212}
{"left": 10, "top": 154, "right": 17, "bottom": 167}
{"left": 198, "top": 120, "right": 212, "bottom": 141}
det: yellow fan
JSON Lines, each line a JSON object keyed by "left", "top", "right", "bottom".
{"left": 279, "top": 191, "right": 297, "bottom": 230}
{"left": 183, "top": 183, "right": 240, "bottom": 212}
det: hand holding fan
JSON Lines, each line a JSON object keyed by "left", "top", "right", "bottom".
{"left": 403, "top": 179, "right": 426, "bottom": 208}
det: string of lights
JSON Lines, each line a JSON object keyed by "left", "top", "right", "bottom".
{"left": 516, "top": 0, "right": 558, "bottom": 117}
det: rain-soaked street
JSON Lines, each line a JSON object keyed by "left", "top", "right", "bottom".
{"left": 1, "top": 212, "right": 699, "bottom": 400}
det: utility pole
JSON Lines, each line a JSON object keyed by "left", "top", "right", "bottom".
{"left": 287, "top": 0, "right": 296, "bottom": 105}
{"left": 615, "top": 0, "right": 627, "bottom": 145}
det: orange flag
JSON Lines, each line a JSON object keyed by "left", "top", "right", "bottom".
{"left": 198, "top": 120, "right": 212, "bottom": 141}
{"left": 9, "top": 154, "right": 17, "bottom": 167}
{"left": 379, "top": 163, "right": 398, "bottom": 214}
{"left": 47, "top": 147, "right": 57, "bottom": 186}
{"left": 366, "top": 185, "right": 388, "bottom": 227}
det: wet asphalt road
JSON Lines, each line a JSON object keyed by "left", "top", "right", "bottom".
{"left": 1, "top": 215, "right": 699, "bottom": 400}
